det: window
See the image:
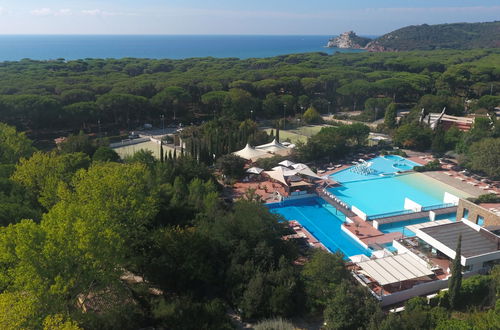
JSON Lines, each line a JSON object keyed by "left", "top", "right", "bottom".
{"left": 477, "top": 215, "right": 484, "bottom": 226}
{"left": 463, "top": 208, "right": 469, "bottom": 220}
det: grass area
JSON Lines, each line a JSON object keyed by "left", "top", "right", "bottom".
{"left": 113, "top": 141, "right": 176, "bottom": 159}
{"left": 263, "top": 125, "right": 328, "bottom": 144}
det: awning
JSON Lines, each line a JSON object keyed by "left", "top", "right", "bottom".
{"left": 263, "top": 169, "right": 288, "bottom": 186}
{"left": 233, "top": 144, "right": 270, "bottom": 161}
{"left": 279, "top": 160, "right": 295, "bottom": 167}
{"left": 297, "top": 167, "right": 322, "bottom": 179}
{"left": 255, "top": 139, "right": 287, "bottom": 151}
{"left": 246, "top": 167, "right": 264, "bottom": 174}
{"left": 290, "top": 180, "right": 313, "bottom": 187}
{"left": 356, "top": 253, "right": 434, "bottom": 286}
{"left": 350, "top": 254, "right": 370, "bottom": 263}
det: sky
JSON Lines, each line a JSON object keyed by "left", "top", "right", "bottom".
{"left": 0, "top": 1, "right": 498, "bottom": 35}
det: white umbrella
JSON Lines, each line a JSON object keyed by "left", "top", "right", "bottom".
{"left": 278, "top": 160, "right": 295, "bottom": 167}
{"left": 350, "top": 254, "right": 370, "bottom": 263}
{"left": 291, "top": 163, "right": 309, "bottom": 170}
{"left": 246, "top": 167, "right": 264, "bottom": 174}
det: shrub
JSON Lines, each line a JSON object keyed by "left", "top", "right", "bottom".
{"left": 414, "top": 160, "right": 441, "bottom": 172}
{"left": 253, "top": 318, "right": 296, "bottom": 330}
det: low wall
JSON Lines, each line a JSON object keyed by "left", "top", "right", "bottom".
{"left": 110, "top": 137, "right": 150, "bottom": 148}
{"left": 352, "top": 205, "right": 367, "bottom": 221}
{"left": 381, "top": 278, "right": 449, "bottom": 307}
{"left": 341, "top": 225, "right": 369, "bottom": 249}
{"left": 404, "top": 198, "right": 422, "bottom": 212}
{"left": 380, "top": 271, "right": 477, "bottom": 307}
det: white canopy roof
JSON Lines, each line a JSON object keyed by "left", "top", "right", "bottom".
{"left": 246, "top": 167, "right": 264, "bottom": 174}
{"left": 356, "top": 253, "right": 433, "bottom": 286}
{"left": 278, "top": 160, "right": 295, "bottom": 167}
{"left": 372, "top": 249, "right": 394, "bottom": 259}
{"left": 350, "top": 254, "right": 370, "bottom": 263}
{"left": 291, "top": 163, "right": 309, "bottom": 170}
{"left": 264, "top": 168, "right": 288, "bottom": 186}
{"left": 233, "top": 144, "right": 270, "bottom": 161}
{"left": 297, "top": 167, "right": 322, "bottom": 179}
{"left": 255, "top": 139, "right": 287, "bottom": 151}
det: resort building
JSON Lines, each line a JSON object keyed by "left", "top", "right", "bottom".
{"left": 456, "top": 198, "right": 500, "bottom": 227}
{"left": 261, "top": 152, "right": 500, "bottom": 307}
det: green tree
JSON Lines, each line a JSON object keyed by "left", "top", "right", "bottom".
{"left": 216, "top": 154, "right": 246, "bottom": 180}
{"left": 449, "top": 234, "right": 463, "bottom": 310}
{"left": 12, "top": 151, "right": 91, "bottom": 209}
{"left": 302, "top": 106, "right": 323, "bottom": 124}
{"left": 58, "top": 131, "right": 97, "bottom": 156}
{"left": 323, "top": 281, "right": 381, "bottom": 330}
{"left": 92, "top": 146, "right": 120, "bottom": 162}
{"left": 302, "top": 250, "right": 348, "bottom": 311}
{"left": 0, "top": 123, "right": 35, "bottom": 164}
{"left": 384, "top": 102, "right": 397, "bottom": 129}
{"left": 394, "top": 123, "right": 433, "bottom": 151}
{"left": 467, "top": 138, "right": 500, "bottom": 179}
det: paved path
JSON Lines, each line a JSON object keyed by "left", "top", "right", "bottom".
{"left": 423, "top": 171, "right": 485, "bottom": 198}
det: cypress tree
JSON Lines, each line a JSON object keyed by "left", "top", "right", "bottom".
{"left": 174, "top": 148, "right": 177, "bottom": 159}
{"left": 159, "top": 143, "right": 164, "bottom": 163}
{"left": 384, "top": 103, "right": 397, "bottom": 129}
{"left": 276, "top": 126, "right": 280, "bottom": 143}
{"left": 449, "top": 234, "right": 462, "bottom": 310}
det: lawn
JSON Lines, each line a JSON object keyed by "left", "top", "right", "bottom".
{"left": 263, "top": 125, "right": 328, "bottom": 144}
{"left": 113, "top": 141, "right": 176, "bottom": 159}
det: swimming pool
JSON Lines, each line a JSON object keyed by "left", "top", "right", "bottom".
{"left": 267, "top": 197, "right": 372, "bottom": 257}
{"left": 378, "top": 213, "right": 457, "bottom": 237}
{"left": 330, "top": 156, "right": 469, "bottom": 216}
{"left": 332, "top": 155, "right": 419, "bottom": 183}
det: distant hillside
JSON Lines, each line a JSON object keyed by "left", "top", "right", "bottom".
{"left": 366, "top": 21, "right": 500, "bottom": 51}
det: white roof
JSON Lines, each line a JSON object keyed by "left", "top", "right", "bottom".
{"left": 357, "top": 253, "right": 433, "bottom": 286}
{"left": 291, "top": 163, "right": 309, "bottom": 170}
{"left": 255, "top": 139, "right": 287, "bottom": 151}
{"left": 246, "top": 167, "right": 264, "bottom": 174}
{"left": 405, "top": 219, "right": 453, "bottom": 234}
{"left": 350, "top": 254, "right": 370, "bottom": 263}
{"left": 372, "top": 249, "right": 394, "bottom": 259}
{"left": 264, "top": 169, "right": 288, "bottom": 186}
{"left": 233, "top": 144, "right": 270, "bottom": 161}
{"left": 297, "top": 167, "right": 321, "bottom": 179}
{"left": 278, "top": 160, "right": 295, "bottom": 167}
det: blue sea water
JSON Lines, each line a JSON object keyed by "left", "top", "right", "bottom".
{"left": 0, "top": 35, "right": 367, "bottom": 61}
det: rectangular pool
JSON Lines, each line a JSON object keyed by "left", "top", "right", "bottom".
{"left": 267, "top": 197, "right": 372, "bottom": 257}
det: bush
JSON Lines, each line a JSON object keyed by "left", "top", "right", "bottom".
{"left": 414, "top": 160, "right": 442, "bottom": 172}
{"left": 460, "top": 275, "right": 494, "bottom": 308}
{"left": 253, "top": 318, "right": 296, "bottom": 330}
{"left": 468, "top": 194, "right": 500, "bottom": 204}
{"left": 303, "top": 106, "right": 323, "bottom": 124}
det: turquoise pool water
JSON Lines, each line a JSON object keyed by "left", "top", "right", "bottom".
{"left": 330, "top": 156, "right": 467, "bottom": 216}
{"left": 332, "top": 155, "right": 419, "bottom": 183}
{"left": 267, "top": 197, "right": 371, "bottom": 257}
{"left": 379, "top": 213, "right": 457, "bottom": 237}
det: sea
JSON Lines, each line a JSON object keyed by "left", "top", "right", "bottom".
{"left": 0, "top": 35, "right": 371, "bottom": 61}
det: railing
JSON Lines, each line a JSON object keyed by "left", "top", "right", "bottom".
{"left": 367, "top": 209, "right": 415, "bottom": 221}
{"left": 421, "top": 203, "right": 456, "bottom": 212}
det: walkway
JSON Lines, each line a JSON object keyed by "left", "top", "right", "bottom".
{"left": 316, "top": 188, "right": 356, "bottom": 217}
